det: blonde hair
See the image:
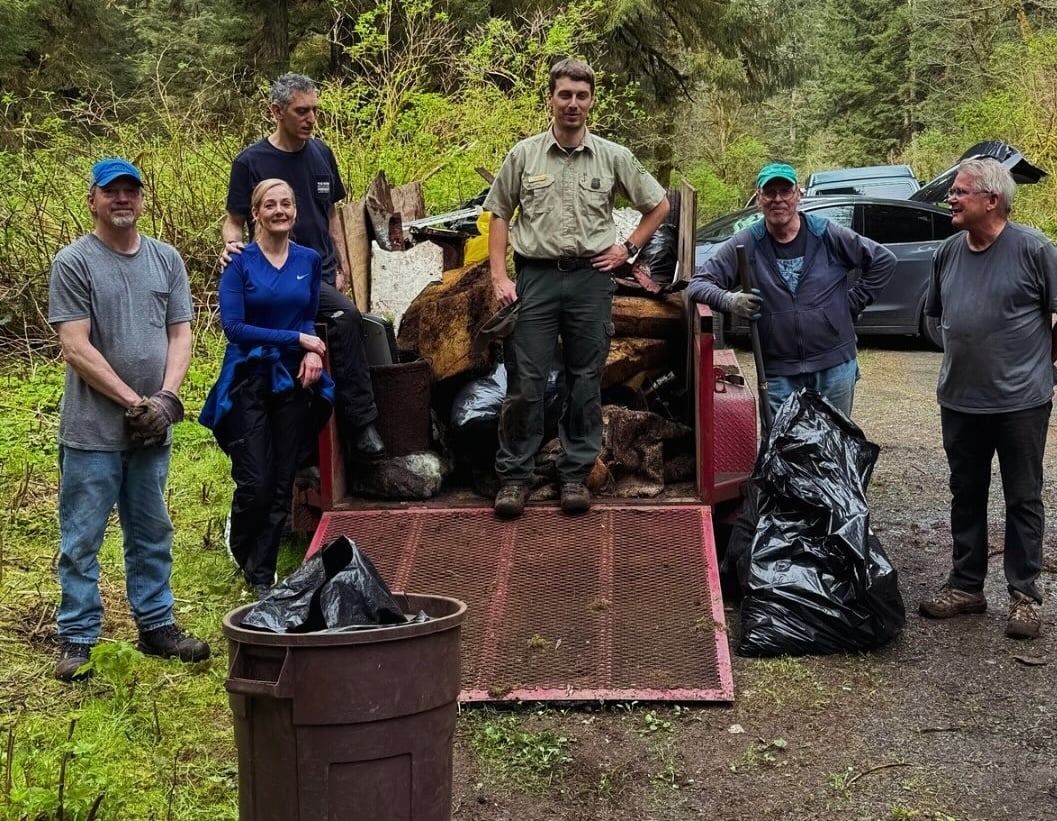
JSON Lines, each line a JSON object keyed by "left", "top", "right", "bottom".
{"left": 250, "top": 178, "right": 296, "bottom": 212}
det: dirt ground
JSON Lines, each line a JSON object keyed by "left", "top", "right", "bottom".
{"left": 449, "top": 338, "right": 1057, "bottom": 821}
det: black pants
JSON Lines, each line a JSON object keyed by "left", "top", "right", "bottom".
{"left": 941, "top": 402, "right": 1050, "bottom": 602}
{"left": 219, "top": 370, "right": 312, "bottom": 586}
{"left": 317, "top": 281, "right": 378, "bottom": 439}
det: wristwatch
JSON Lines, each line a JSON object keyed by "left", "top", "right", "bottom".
{"left": 623, "top": 240, "right": 640, "bottom": 259}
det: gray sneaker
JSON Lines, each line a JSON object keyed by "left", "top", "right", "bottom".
{"left": 1006, "top": 593, "right": 1042, "bottom": 639}
{"left": 494, "top": 483, "right": 529, "bottom": 518}
{"left": 55, "top": 641, "right": 94, "bottom": 682}
{"left": 919, "top": 584, "right": 987, "bottom": 619}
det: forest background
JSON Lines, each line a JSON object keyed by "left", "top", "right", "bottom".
{"left": 3, "top": 0, "right": 1057, "bottom": 818}
{"left": 3, "top": 0, "right": 1057, "bottom": 348}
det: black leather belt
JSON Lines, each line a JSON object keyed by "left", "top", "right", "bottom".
{"left": 515, "top": 254, "right": 596, "bottom": 271}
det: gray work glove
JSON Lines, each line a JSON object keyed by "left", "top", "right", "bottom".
{"left": 726, "top": 289, "right": 762, "bottom": 320}
{"left": 125, "top": 390, "right": 185, "bottom": 447}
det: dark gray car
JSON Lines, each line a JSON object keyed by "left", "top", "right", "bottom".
{"left": 695, "top": 141, "right": 1047, "bottom": 349}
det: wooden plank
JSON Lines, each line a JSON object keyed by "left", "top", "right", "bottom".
{"left": 337, "top": 198, "right": 370, "bottom": 312}
{"left": 677, "top": 179, "right": 697, "bottom": 283}
{"left": 391, "top": 181, "right": 426, "bottom": 222}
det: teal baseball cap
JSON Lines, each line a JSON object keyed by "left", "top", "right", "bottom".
{"left": 756, "top": 162, "right": 798, "bottom": 189}
{"left": 88, "top": 158, "right": 143, "bottom": 191}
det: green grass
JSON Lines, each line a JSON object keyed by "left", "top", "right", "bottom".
{"left": 739, "top": 657, "right": 831, "bottom": 711}
{"left": 0, "top": 336, "right": 248, "bottom": 820}
{"left": 463, "top": 710, "right": 573, "bottom": 794}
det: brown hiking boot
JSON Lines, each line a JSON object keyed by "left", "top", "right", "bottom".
{"left": 1006, "top": 593, "right": 1041, "bottom": 639}
{"left": 560, "top": 481, "right": 591, "bottom": 514}
{"left": 918, "top": 585, "right": 987, "bottom": 619}
{"left": 494, "top": 483, "right": 529, "bottom": 518}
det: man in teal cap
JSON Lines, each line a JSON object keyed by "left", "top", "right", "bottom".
{"left": 687, "top": 162, "right": 895, "bottom": 417}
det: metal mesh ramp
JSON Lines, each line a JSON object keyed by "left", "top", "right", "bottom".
{"left": 307, "top": 505, "right": 733, "bottom": 702}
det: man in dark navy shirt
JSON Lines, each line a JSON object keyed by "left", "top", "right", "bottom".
{"left": 221, "top": 73, "right": 384, "bottom": 462}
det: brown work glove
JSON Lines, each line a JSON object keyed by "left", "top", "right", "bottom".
{"left": 125, "top": 390, "right": 185, "bottom": 447}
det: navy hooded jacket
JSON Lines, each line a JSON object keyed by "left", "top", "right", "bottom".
{"left": 687, "top": 213, "right": 895, "bottom": 376}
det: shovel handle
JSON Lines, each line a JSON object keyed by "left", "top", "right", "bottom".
{"left": 735, "top": 244, "right": 773, "bottom": 434}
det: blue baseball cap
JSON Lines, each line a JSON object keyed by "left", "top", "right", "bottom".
{"left": 88, "top": 158, "right": 143, "bottom": 190}
{"left": 756, "top": 162, "right": 798, "bottom": 189}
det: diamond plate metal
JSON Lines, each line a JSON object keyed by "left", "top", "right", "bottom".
{"left": 306, "top": 505, "right": 733, "bottom": 702}
{"left": 713, "top": 348, "right": 758, "bottom": 475}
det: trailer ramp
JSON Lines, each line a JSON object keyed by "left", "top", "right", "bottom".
{"left": 307, "top": 504, "right": 733, "bottom": 703}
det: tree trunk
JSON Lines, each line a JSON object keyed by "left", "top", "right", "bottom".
{"left": 257, "top": 0, "right": 290, "bottom": 77}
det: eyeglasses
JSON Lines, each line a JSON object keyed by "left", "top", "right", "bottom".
{"left": 946, "top": 187, "right": 991, "bottom": 199}
{"left": 758, "top": 187, "right": 799, "bottom": 203}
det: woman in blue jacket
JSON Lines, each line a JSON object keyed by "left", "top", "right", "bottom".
{"left": 200, "top": 178, "right": 333, "bottom": 598}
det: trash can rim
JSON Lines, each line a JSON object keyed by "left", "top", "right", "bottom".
{"left": 221, "top": 592, "right": 466, "bottom": 646}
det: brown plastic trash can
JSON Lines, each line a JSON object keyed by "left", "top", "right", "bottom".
{"left": 369, "top": 357, "right": 432, "bottom": 457}
{"left": 222, "top": 593, "right": 466, "bottom": 821}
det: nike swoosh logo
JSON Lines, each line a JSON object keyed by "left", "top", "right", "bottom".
{"left": 297, "top": 273, "right": 310, "bottom": 280}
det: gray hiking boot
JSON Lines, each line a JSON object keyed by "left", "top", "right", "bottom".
{"left": 54, "top": 641, "right": 94, "bottom": 682}
{"left": 560, "top": 481, "right": 591, "bottom": 514}
{"left": 137, "top": 624, "right": 211, "bottom": 662}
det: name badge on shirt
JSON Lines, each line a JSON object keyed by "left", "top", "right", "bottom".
{"left": 315, "top": 178, "right": 331, "bottom": 196}
{"left": 527, "top": 174, "right": 547, "bottom": 183}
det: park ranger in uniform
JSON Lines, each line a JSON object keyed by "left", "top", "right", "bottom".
{"left": 484, "top": 57, "right": 670, "bottom": 518}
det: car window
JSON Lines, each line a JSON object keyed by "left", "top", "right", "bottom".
{"left": 807, "top": 204, "right": 855, "bottom": 229}
{"left": 931, "top": 212, "right": 957, "bottom": 240}
{"left": 810, "top": 180, "right": 919, "bottom": 199}
{"left": 861, "top": 204, "right": 933, "bottom": 244}
{"left": 695, "top": 210, "right": 763, "bottom": 242}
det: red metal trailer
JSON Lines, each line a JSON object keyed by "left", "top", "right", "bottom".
{"left": 297, "top": 182, "right": 757, "bottom": 702}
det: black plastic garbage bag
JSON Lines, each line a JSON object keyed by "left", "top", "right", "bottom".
{"left": 451, "top": 362, "right": 565, "bottom": 430}
{"left": 242, "top": 536, "right": 407, "bottom": 633}
{"left": 450, "top": 362, "right": 566, "bottom": 470}
{"left": 633, "top": 189, "right": 680, "bottom": 286}
{"left": 737, "top": 389, "right": 905, "bottom": 656}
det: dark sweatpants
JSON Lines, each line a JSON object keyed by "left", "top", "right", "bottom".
{"left": 219, "top": 370, "right": 312, "bottom": 586}
{"left": 941, "top": 401, "right": 1050, "bottom": 602}
{"left": 316, "top": 281, "right": 378, "bottom": 437}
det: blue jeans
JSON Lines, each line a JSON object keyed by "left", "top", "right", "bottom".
{"left": 57, "top": 445, "right": 176, "bottom": 645}
{"left": 766, "top": 358, "right": 859, "bottom": 419}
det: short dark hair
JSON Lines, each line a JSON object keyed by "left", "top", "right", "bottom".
{"left": 549, "top": 59, "right": 595, "bottom": 95}
{"left": 270, "top": 73, "right": 317, "bottom": 109}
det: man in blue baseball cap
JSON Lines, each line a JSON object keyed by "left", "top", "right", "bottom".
{"left": 87, "top": 157, "right": 143, "bottom": 190}
{"left": 687, "top": 161, "right": 896, "bottom": 418}
{"left": 47, "top": 156, "right": 210, "bottom": 681}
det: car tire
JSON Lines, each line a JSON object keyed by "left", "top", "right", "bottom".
{"left": 920, "top": 311, "right": 943, "bottom": 350}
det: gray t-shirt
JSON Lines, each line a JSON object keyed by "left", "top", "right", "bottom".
{"left": 48, "top": 234, "right": 193, "bottom": 450}
{"left": 926, "top": 221, "right": 1057, "bottom": 413}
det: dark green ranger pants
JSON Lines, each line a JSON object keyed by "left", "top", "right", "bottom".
{"left": 495, "top": 258, "right": 615, "bottom": 484}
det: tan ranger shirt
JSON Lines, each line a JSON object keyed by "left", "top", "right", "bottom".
{"left": 484, "top": 128, "right": 666, "bottom": 260}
